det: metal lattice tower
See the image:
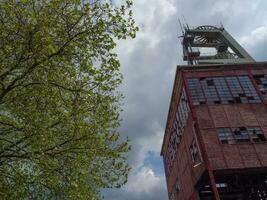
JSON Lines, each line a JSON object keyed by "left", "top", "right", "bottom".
{"left": 182, "top": 25, "right": 255, "bottom": 65}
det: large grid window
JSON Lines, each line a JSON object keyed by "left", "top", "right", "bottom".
{"left": 254, "top": 74, "right": 267, "bottom": 100}
{"left": 187, "top": 76, "right": 261, "bottom": 105}
{"left": 165, "top": 88, "right": 190, "bottom": 176}
{"left": 217, "top": 127, "right": 266, "bottom": 144}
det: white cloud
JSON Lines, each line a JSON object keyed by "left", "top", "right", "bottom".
{"left": 241, "top": 25, "right": 267, "bottom": 47}
{"left": 239, "top": 24, "right": 267, "bottom": 60}
{"left": 210, "top": 0, "right": 260, "bottom": 16}
{"left": 125, "top": 166, "right": 165, "bottom": 194}
{"left": 105, "top": 166, "right": 168, "bottom": 200}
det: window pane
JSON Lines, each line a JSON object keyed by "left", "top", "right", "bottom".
{"left": 253, "top": 74, "right": 267, "bottom": 100}
{"left": 213, "top": 77, "right": 233, "bottom": 104}
{"left": 247, "top": 127, "right": 266, "bottom": 142}
{"left": 217, "top": 128, "right": 235, "bottom": 144}
{"left": 200, "top": 78, "right": 220, "bottom": 104}
{"left": 188, "top": 78, "right": 205, "bottom": 105}
{"left": 232, "top": 127, "right": 250, "bottom": 142}
{"left": 226, "top": 77, "right": 244, "bottom": 103}
{"left": 238, "top": 76, "right": 261, "bottom": 103}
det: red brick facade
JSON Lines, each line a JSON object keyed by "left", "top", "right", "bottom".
{"left": 161, "top": 63, "right": 267, "bottom": 200}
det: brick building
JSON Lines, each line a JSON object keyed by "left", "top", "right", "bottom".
{"left": 161, "top": 25, "right": 267, "bottom": 200}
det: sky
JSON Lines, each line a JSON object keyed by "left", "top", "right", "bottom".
{"left": 104, "top": 0, "right": 267, "bottom": 199}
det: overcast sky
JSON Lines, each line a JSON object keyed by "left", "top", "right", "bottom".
{"left": 104, "top": 0, "right": 267, "bottom": 199}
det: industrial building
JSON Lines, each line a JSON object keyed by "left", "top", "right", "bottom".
{"left": 161, "top": 25, "right": 267, "bottom": 200}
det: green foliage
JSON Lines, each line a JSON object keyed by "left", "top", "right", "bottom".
{"left": 0, "top": 0, "right": 138, "bottom": 199}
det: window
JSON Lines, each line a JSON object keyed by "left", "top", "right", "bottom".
{"left": 200, "top": 78, "right": 220, "bottom": 104}
{"left": 218, "top": 128, "right": 235, "bottom": 144}
{"left": 254, "top": 74, "right": 267, "bottom": 100}
{"left": 175, "top": 181, "right": 181, "bottom": 193}
{"left": 187, "top": 76, "right": 261, "bottom": 105}
{"left": 169, "top": 191, "right": 175, "bottom": 200}
{"left": 213, "top": 77, "right": 233, "bottom": 104}
{"left": 169, "top": 180, "right": 180, "bottom": 200}
{"left": 187, "top": 78, "right": 205, "bottom": 105}
{"left": 238, "top": 76, "right": 261, "bottom": 103}
{"left": 217, "top": 127, "right": 266, "bottom": 144}
{"left": 247, "top": 127, "right": 266, "bottom": 142}
{"left": 226, "top": 77, "right": 244, "bottom": 103}
{"left": 165, "top": 88, "right": 190, "bottom": 176}
{"left": 190, "top": 139, "right": 200, "bottom": 163}
{"left": 232, "top": 127, "right": 250, "bottom": 142}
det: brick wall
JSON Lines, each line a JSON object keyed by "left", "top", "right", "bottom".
{"left": 162, "top": 64, "right": 267, "bottom": 200}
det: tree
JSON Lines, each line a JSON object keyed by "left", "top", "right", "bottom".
{"left": 0, "top": 0, "right": 138, "bottom": 199}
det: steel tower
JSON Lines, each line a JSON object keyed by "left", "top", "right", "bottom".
{"left": 182, "top": 25, "right": 254, "bottom": 65}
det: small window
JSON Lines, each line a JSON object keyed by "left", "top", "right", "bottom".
{"left": 247, "top": 127, "right": 266, "bottom": 142}
{"left": 169, "top": 179, "right": 180, "bottom": 200}
{"left": 175, "top": 181, "right": 180, "bottom": 193}
{"left": 190, "top": 139, "right": 200, "bottom": 163}
{"left": 169, "top": 192, "right": 175, "bottom": 200}
{"left": 217, "top": 128, "right": 235, "bottom": 144}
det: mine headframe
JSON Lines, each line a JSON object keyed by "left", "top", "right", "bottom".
{"left": 182, "top": 25, "right": 255, "bottom": 65}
